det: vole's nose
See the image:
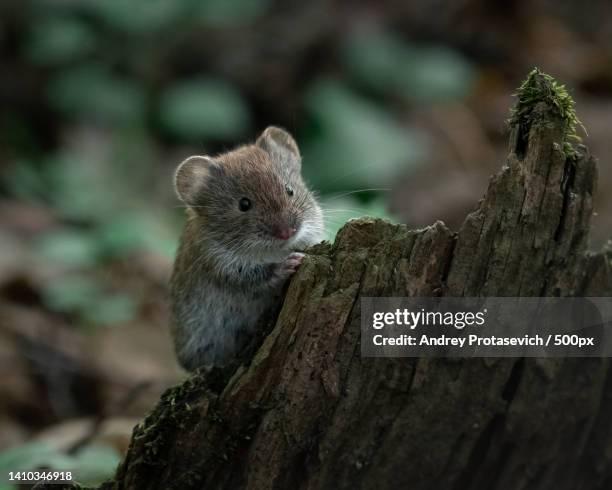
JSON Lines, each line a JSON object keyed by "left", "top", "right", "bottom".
{"left": 276, "top": 227, "right": 297, "bottom": 241}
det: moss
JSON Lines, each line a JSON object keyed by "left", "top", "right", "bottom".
{"left": 509, "top": 68, "right": 586, "bottom": 158}
{"left": 131, "top": 371, "right": 211, "bottom": 466}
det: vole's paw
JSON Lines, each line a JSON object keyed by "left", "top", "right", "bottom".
{"left": 270, "top": 253, "right": 305, "bottom": 287}
{"left": 284, "top": 252, "right": 305, "bottom": 272}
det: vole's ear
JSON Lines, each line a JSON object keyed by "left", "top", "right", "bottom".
{"left": 256, "top": 126, "right": 301, "bottom": 170}
{"left": 174, "top": 155, "right": 216, "bottom": 205}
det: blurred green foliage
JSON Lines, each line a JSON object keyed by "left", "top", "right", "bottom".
{"left": 0, "top": 441, "right": 120, "bottom": 489}
{"left": 342, "top": 31, "right": 475, "bottom": 103}
{"left": 302, "top": 79, "right": 425, "bottom": 194}
{"left": 158, "top": 79, "right": 251, "bottom": 140}
{"left": 4, "top": 132, "right": 177, "bottom": 326}
{"left": 195, "top": 0, "right": 273, "bottom": 25}
{"left": 48, "top": 65, "right": 146, "bottom": 125}
{"left": 25, "top": 16, "right": 97, "bottom": 65}
{"left": 41, "top": 274, "right": 137, "bottom": 326}
{"left": 2, "top": 0, "right": 477, "bottom": 324}
{"left": 83, "top": 0, "right": 189, "bottom": 33}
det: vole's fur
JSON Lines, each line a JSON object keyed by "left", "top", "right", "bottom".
{"left": 170, "top": 127, "right": 324, "bottom": 370}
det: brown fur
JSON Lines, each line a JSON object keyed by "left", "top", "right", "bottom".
{"left": 169, "top": 127, "right": 324, "bottom": 370}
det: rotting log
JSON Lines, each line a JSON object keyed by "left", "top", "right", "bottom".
{"left": 43, "top": 70, "right": 612, "bottom": 490}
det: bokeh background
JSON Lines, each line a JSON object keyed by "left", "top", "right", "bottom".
{"left": 1, "top": 0, "right": 612, "bottom": 485}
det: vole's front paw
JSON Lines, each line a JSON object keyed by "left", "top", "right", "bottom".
{"left": 270, "top": 252, "right": 305, "bottom": 287}
{"left": 283, "top": 252, "right": 305, "bottom": 272}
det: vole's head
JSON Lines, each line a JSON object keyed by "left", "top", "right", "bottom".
{"left": 174, "top": 126, "right": 324, "bottom": 263}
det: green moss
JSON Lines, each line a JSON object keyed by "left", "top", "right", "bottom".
{"left": 509, "top": 68, "right": 586, "bottom": 157}
{"left": 131, "top": 371, "right": 211, "bottom": 466}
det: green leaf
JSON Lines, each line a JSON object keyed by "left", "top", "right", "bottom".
{"left": 195, "top": 0, "right": 272, "bottom": 26}
{"left": 341, "top": 31, "right": 408, "bottom": 93}
{"left": 342, "top": 32, "right": 475, "bottom": 103}
{"left": 34, "top": 230, "right": 100, "bottom": 268}
{"left": 40, "top": 274, "right": 137, "bottom": 326}
{"left": 3, "top": 159, "right": 46, "bottom": 202}
{"left": 399, "top": 46, "right": 476, "bottom": 103}
{"left": 85, "top": 0, "right": 189, "bottom": 33}
{"left": 25, "top": 16, "right": 96, "bottom": 65}
{"left": 40, "top": 275, "right": 104, "bottom": 313}
{"left": 83, "top": 292, "right": 137, "bottom": 325}
{"left": 302, "top": 79, "right": 425, "bottom": 193}
{"left": 48, "top": 65, "right": 146, "bottom": 124}
{"left": 43, "top": 152, "right": 118, "bottom": 222}
{"left": 65, "top": 444, "right": 121, "bottom": 485}
{"left": 97, "top": 210, "right": 180, "bottom": 259}
{"left": 0, "top": 442, "right": 70, "bottom": 473}
{"left": 96, "top": 217, "right": 148, "bottom": 257}
{"left": 158, "top": 79, "right": 251, "bottom": 140}
{"left": 0, "top": 442, "right": 120, "bottom": 487}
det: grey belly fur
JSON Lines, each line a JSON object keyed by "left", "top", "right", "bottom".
{"left": 172, "top": 279, "right": 275, "bottom": 370}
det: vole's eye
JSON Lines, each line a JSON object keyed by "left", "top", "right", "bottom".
{"left": 285, "top": 185, "right": 294, "bottom": 197}
{"left": 238, "top": 197, "right": 252, "bottom": 212}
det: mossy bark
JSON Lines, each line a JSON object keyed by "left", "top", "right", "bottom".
{"left": 45, "top": 73, "right": 612, "bottom": 490}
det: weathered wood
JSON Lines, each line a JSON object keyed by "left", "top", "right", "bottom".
{"left": 48, "top": 71, "right": 612, "bottom": 490}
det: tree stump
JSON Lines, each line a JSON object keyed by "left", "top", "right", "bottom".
{"left": 49, "top": 70, "right": 612, "bottom": 490}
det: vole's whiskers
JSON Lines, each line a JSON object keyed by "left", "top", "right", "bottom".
{"left": 323, "top": 188, "right": 391, "bottom": 202}
{"left": 321, "top": 208, "right": 373, "bottom": 215}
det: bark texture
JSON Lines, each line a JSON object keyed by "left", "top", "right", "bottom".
{"left": 62, "top": 73, "right": 612, "bottom": 490}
